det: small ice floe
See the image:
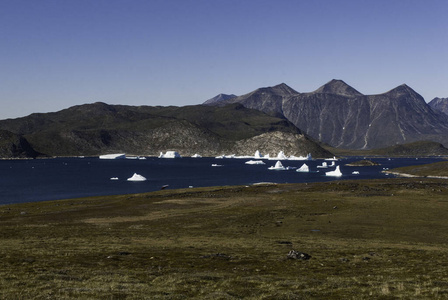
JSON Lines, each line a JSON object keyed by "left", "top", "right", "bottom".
{"left": 212, "top": 164, "right": 223, "bottom": 167}
{"left": 317, "top": 162, "right": 328, "bottom": 168}
{"left": 138, "top": 156, "right": 147, "bottom": 160}
{"left": 329, "top": 161, "right": 336, "bottom": 167}
{"left": 110, "top": 177, "right": 119, "bottom": 180}
{"left": 325, "top": 166, "right": 342, "bottom": 177}
{"left": 100, "top": 153, "right": 126, "bottom": 159}
{"left": 296, "top": 163, "right": 309, "bottom": 173}
{"left": 289, "top": 153, "right": 312, "bottom": 161}
{"left": 191, "top": 154, "right": 202, "bottom": 158}
{"left": 127, "top": 173, "right": 147, "bottom": 181}
{"left": 161, "top": 185, "right": 169, "bottom": 190}
{"left": 352, "top": 171, "right": 360, "bottom": 175}
{"left": 325, "top": 156, "right": 338, "bottom": 161}
{"left": 268, "top": 161, "right": 286, "bottom": 170}
{"left": 245, "top": 160, "right": 266, "bottom": 165}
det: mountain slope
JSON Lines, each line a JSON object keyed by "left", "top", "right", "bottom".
{"left": 0, "top": 103, "right": 333, "bottom": 158}
{"left": 207, "top": 80, "right": 448, "bottom": 149}
{"left": 429, "top": 97, "right": 448, "bottom": 116}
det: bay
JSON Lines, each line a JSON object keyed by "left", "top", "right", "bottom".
{"left": 0, "top": 156, "right": 444, "bottom": 205}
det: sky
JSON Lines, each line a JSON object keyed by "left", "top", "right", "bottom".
{"left": 1, "top": 0, "right": 447, "bottom": 119}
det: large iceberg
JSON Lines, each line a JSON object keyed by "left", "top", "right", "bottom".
{"left": 325, "top": 166, "right": 342, "bottom": 177}
{"left": 127, "top": 173, "right": 147, "bottom": 181}
{"left": 159, "top": 151, "right": 181, "bottom": 158}
{"left": 296, "top": 163, "right": 309, "bottom": 172}
{"left": 268, "top": 161, "right": 286, "bottom": 170}
{"left": 269, "top": 151, "right": 288, "bottom": 160}
{"left": 99, "top": 153, "right": 126, "bottom": 159}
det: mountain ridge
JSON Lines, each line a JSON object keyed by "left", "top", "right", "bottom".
{"left": 206, "top": 80, "right": 448, "bottom": 149}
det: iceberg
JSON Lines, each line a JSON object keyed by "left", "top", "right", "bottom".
{"left": 317, "top": 162, "right": 328, "bottom": 168}
{"left": 191, "top": 154, "right": 202, "bottom": 158}
{"left": 245, "top": 160, "right": 266, "bottom": 165}
{"left": 110, "top": 177, "right": 119, "bottom": 180}
{"left": 289, "top": 153, "right": 313, "bottom": 161}
{"left": 325, "top": 156, "right": 338, "bottom": 161}
{"left": 352, "top": 171, "right": 360, "bottom": 175}
{"left": 269, "top": 151, "right": 287, "bottom": 160}
{"left": 211, "top": 164, "right": 223, "bottom": 167}
{"left": 296, "top": 163, "right": 309, "bottom": 172}
{"left": 99, "top": 153, "right": 126, "bottom": 159}
{"left": 254, "top": 150, "right": 262, "bottom": 158}
{"left": 268, "top": 161, "right": 286, "bottom": 170}
{"left": 127, "top": 173, "right": 147, "bottom": 181}
{"left": 325, "top": 166, "right": 342, "bottom": 177}
{"left": 159, "top": 151, "right": 181, "bottom": 158}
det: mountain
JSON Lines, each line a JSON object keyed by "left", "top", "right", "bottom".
{"left": 0, "top": 102, "right": 333, "bottom": 158}
{"left": 429, "top": 97, "right": 448, "bottom": 116}
{"left": 203, "top": 93, "right": 237, "bottom": 105}
{"left": 0, "top": 130, "right": 39, "bottom": 158}
{"left": 206, "top": 80, "right": 448, "bottom": 149}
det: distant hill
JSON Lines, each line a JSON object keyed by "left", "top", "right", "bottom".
{"left": 0, "top": 102, "right": 333, "bottom": 158}
{"left": 203, "top": 93, "right": 237, "bottom": 105}
{"left": 0, "top": 130, "right": 39, "bottom": 158}
{"left": 206, "top": 80, "right": 448, "bottom": 149}
{"left": 429, "top": 97, "right": 448, "bottom": 116}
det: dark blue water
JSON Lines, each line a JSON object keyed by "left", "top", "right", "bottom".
{"left": 0, "top": 156, "right": 444, "bottom": 205}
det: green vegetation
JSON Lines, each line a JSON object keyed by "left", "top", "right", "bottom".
{"left": 1, "top": 178, "right": 448, "bottom": 298}
{"left": 388, "top": 161, "right": 448, "bottom": 177}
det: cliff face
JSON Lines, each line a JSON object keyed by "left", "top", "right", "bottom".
{"left": 209, "top": 80, "right": 448, "bottom": 149}
{"left": 0, "top": 103, "right": 333, "bottom": 158}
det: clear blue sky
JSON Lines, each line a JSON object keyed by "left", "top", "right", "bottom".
{"left": 1, "top": 0, "right": 447, "bottom": 119}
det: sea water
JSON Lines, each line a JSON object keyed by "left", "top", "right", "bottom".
{"left": 0, "top": 156, "right": 444, "bottom": 205}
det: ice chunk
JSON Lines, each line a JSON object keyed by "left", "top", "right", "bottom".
{"left": 317, "top": 162, "right": 328, "bottom": 168}
{"left": 159, "top": 151, "right": 181, "bottom": 158}
{"left": 296, "top": 163, "right": 309, "bottom": 172}
{"left": 127, "top": 173, "right": 147, "bottom": 181}
{"left": 352, "top": 171, "right": 360, "bottom": 175}
{"left": 325, "top": 166, "right": 342, "bottom": 177}
{"left": 268, "top": 161, "right": 286, "bottom": 170}
{"left": 191, "top": 154, "right": 202, "bottom": 158}
{"left": 245, "top": 160, "right": 266, "bottom": 165}
{"left": 110, "top": 177, "right": 119, "bottom": 180}
{"left": 99, "top": 153, "right": 126, "bottom": 159}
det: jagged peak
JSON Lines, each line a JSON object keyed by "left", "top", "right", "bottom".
{"left": 312, "top": 79, "right": 363, "bottom": 97}
{"left": 203, "top": 93, "right": 237, "bottom": 105}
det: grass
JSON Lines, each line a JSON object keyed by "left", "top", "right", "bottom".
{"left": 1, "top": 178, "right": 448, "bottom": 298}
{"left": 387, "top": 161, "right": 448, "bottom": 177}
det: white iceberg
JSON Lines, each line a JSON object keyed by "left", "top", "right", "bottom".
{"left": 245, "top": 160, "right": 266, "bottom": 165}
{"left": 325, "top": 166, "right": 342, "bottom": 177}
{"left": 296, "top": 163, "right": 309, "bottom": 172}
{"left": 268, "top": 161, "right": 286, "bottom": 170}
{"left": 325, "top": 156, "right": 338, "bottom": 161}
{"left": 211, "top": 164, "right": 223, "bottom": 167}
{"left": 317, "top": 162, "right": 328, "bottom": 168}
{"left": 110, "top": 177, "right": 119, "bottom": 180}
{"left": 159, "top": 151, "right": 181, "bottom": 158}
{"left": 254, "top": 150, "right": 262, "bottom": 158}
{"left": 99, "top": 153, "right": 126, "bottom": 159}
{"left": 289, "top": 153, "right": 313, "bottom": 161}
{"left": 352, "top": 171, "right": 360, "bottom": 175}
{"left": 127, "top": 173, "right": 147, "bottom": 181}
{"left": 191, "top": 154, "right": 202, "bottom": 158}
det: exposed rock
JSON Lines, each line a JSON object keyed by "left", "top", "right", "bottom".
{"left": 286, "top": 250, "right": 311, "bottom": 260}
{"left": 429, "top": 97, "right": 448, "bottom": 116}
{"left": 346, "top": 160, "right": 380, "bottom": 166}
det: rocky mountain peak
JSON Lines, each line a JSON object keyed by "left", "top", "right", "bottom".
{"left": 312, "top": 79, "right": 363, "bottom": 97}
{"left": 254, "top": 83, "right": 298, "bottom": 97}
{"left": 429, "top": 97, "right": 448, "bottom": 116}
{"left": 203, "top": 93, "right": 237, "bottom": 105}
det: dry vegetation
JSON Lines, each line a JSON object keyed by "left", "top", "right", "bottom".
{"left": 1, "top": 177, "right": 448, "bottom": 299}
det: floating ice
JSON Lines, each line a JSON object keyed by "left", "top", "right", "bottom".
{"left": 325, "top": 166, "right": 342, "bottom": 177}
{"left": 245, "top": 160, "right": 266, "bottom": 165}
{"left": 99, "top": 153, "right": 126, "bottom": 159}
{"left": 268, "top": 161, "right": 286, "bottom": 170}
{"left": 352, "top": 171, "right": 360, "bottom": 175}
{"left": 191, "top": 154, "right": 202, "bottom": 158}
{"left": 110, "top": 177, "right": 119, "bottom": 180}
{"left": 127, "top": 173, "right": 147, "bottom": 181}
{"left": 159, "top": 151, "right": 181, "bottom": 158}
{"left": 317, "top": 162, "right": 328, "bottom": 168}
{"left": 296, "top": 163, "right": 309, "bottom": 172}
{"left": 212, "top": 164, "right": 223, "bottom": 167}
